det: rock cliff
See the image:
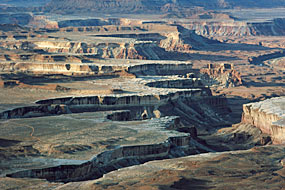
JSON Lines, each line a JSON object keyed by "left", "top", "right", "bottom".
{"left": 242, "top": 97, "right": 285, "bottom": 144}
{"left": 159, "top": 25, "right": 221, "bottom": 51}
{"left": 200, "top": 63, "right": 242, "bottom": 88}
{"left": 43, "top": 0, "right": 285, "bottom": 15}
{"left": 0, "top": 61, "right": 195, "bottom": 76}
{"left": 0, "top": 39, "right": 170, "bottom": 60}
{"left": 6, "top": 116, "right": 192, "bottom": 182}
{"left": 54, "top": 145, "right": 285, "bottom": 190}
{"left": 183, "top": 18, "right": 285, "bottom": 37}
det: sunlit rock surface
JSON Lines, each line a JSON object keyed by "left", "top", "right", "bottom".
{"left": 242, "top": 97, "right": 285, "bottom": 144}
{"left": 55, "top": 145, "right": 285, "bottom": 190}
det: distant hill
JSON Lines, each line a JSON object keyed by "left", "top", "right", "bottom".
{"left": 43, "top": 0, "right": 285, "bottom": 15}
{"left": 0, "top": 0, "right": 50, "bottom": 7}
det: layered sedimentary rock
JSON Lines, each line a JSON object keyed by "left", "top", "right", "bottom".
{"left": 242, "top": 97, "right": 285, "bottom": 144}
{"left": 54, "top": 145, "right": 285, "bottom": 190}
{"left": 200, "top": 63, "right": 242, "bottom": 88}
{"left": 0, "top": 24, "right": 28, "bottom": 32}
{"left": 159, "top": 26, "right": 218, "bottom": 51}
{"left": 0, "top": 88, "right": 206, "bottom": 119}
{"left": 28, "top": 15, "right": 59, "bottom": 29}
{"left": 0, "top": 60, "right": 195, "bottom": 76}
{"left": 43, "top": 0, "right": 285, "bottom": 15}
{"left": 264, "top": 56, "right": 285, "bottom": 70}
{"left": 58, "top": 24, "right": 147, "bottom": 32}
{"left": 183, "top": 18, "right": 285, "bottom": 37}
{"left": 1, "top": 2, "right": 285, "bottom": 189}
{"left": 0, "top": 13, "right": 33, "bottom": 26}
{"left": 57, "top": 18, "right": 143, "bottom": 28}
{"left": 5, "top": 115, "right": 193, "bottom": 183}
{"left": 0, "top": 62, "right": 101, "bottom": 75}
{"left": 7, "top": 135, "right": 191, "bottom": 183}
{"left": 146, "top": 78, "right": 204, "bottom": 89}
{"left": 248, "top": 50, "right": 285, "bottom": 66}
{"left": 0, "top": 40, "right": 169, "bottom": 60}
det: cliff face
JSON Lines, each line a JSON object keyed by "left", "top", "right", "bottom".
{"left": 0, "top": 62, "right": 101, "bottom": 75}
{"left": 44, "top": 0, "right": 166, "bottom": 14}
{"left": 0, "top": 61, "right": 195, "bottom": 76}
{"left": 5, "top": 115, "right": 192, "bottom": 182}
{"left": 7, "top": 132, "right": 191, "bottom": 182}
{"left": 43, "top": 0, "right": 285, "bottom": 14}
{"left": 200, "top": 63, "right": 242, "bottom": 88}
{"left": 159, "top": 25, "right": 222, "bottom": 51}
{"left": 146, "top": 78, "right": 204, "bottom": 89}
{"left": 0, "top": 40, "right": 169, "bottom": 60}
{"left": 183, "top": 18, "right": 285, "bottom": 37}
{"left": 249, "top": 50, "right": 285, "bottom": 66}
{"left": 0, "top": 25, "right": 228, "bottom": 63}
{"left": 0, "top": 93, "right": 230, "bottom": 136}
{"left": 54, "top": 146, "right": 285, "bottom": 190}
{"left": 0, "top": 13, "right": 33, "bottom": 26}
{"left": 242, "top": 97, "right": 285, "bottom": 144}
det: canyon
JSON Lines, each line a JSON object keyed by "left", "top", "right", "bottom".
{"left": 0, "top": 1, "right": 284, "bottom": 189}
{"left": 242, "top": 97, "right": 285, "bottom": 144}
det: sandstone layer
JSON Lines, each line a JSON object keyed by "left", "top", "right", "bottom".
{"left": 43, "top": 0, "right": 285, "bottom": 14}
{"left": 1, "top": 112, "right": 198, "bottom": 183}
{"left": 183, "top": 18, "right": 285, "bottom": 37}
{"left": 0, "top": 3, "right": 284, "bottom": 189}
{"left": 54, "top": 145, "right": 285, "bottom": 190}
{"left": 242, "top": 97, "right": 285, "bottom": 144}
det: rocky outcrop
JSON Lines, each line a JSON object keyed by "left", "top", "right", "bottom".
{"left": 0, "top": 53, "right": 84, "bottom": 63}
{"left": 28, "top": 15, "right": 59, "bottom": 29}
{"left": 106, "top": 110, "right": 132, "bottom": 121}
{"left": 0, "top": 62, "right": 101, "bottom": 75}
{"left": 0, "top": 61, "right": 195, "bottom": 76}
{"left": 159, "top": 31, "right": 193, "bottom": 51}
{"left": 7, "top": 136, "right": 190, "bottom": 182}
{"left": 0, "top": 87, "right": 216, "bottom": 119}
{"left": 43, "top": 0, "right": 285, "bottom": 15}
{"left": 35, "top": 90, "right": 204, "bottom": 105}
{"left": 127, "top": 63, "right": 195, "bottom": 76}
{"left": 94, "top": 33, "right": 164, "bottom": 41}
{"left": 57, "top": 18, "right": 143, "bottom": 28}
{"left": 200, "top": 63, "right": 242, "bottom": 88}
{"left": 0, "top": 104, "right": 71, "bottom": 119}
{"left": 0, "top": 24, "right": 27, "bottom": 32}
{"left": 58, "top": 24, "right": 146, "bottom": 33}
{"left": 6, "top": 116, "right": 192, "bottom": 182}
{"left": 183, "top": 18, "right": 285, "bottom": 36}
{"left": 0, "top": 13, "right": 33, "bottom": 26}
{"left": 242, "top": 97, "right": 285, "bottom": 144}
{"left": 0, "top": 13, "right": 58, "bottom": 29}
{"left": 0, "top": 40, "right": 168, "bottom": 60}
{"left": 145, "top": 78, "right": 206, "bottom": 89}
{"left": 54, "top": 145, "right": 285, "bottom": 190}
{"left": 248, "top": 50, "right": 285, "bottom": 66}
{"left": 159, "top": 25, "right": 221, "bottom": 51}
{"left": 0, "top": 89, "right": 230, "bottom": 134}
{"left": 264, "top": 56, "right": 285, "bottom": 70}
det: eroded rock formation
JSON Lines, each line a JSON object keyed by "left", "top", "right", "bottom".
{"left": 6, "top": 116, "right": 192, "bottom": 183}
{"left": 200, "top": 63, "right": 242, "bottom": 88}
{"left": 0, "top": 3, "right": 284, "bottom": 189}
{"left": 54, "top": 145, "right": 285, "bottom": 190}
{"left": 242, "top": 97, "right": 285, "bottom": 144}
{"left": 183, "top": 18, "right": 285, "bottom": 37}
{"left": 43, "top": 0, "right": 285, "bottom": 15}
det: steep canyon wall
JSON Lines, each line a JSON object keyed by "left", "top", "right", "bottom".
{"left": 242, "top": 97, "right": 285, "bottom": 144}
